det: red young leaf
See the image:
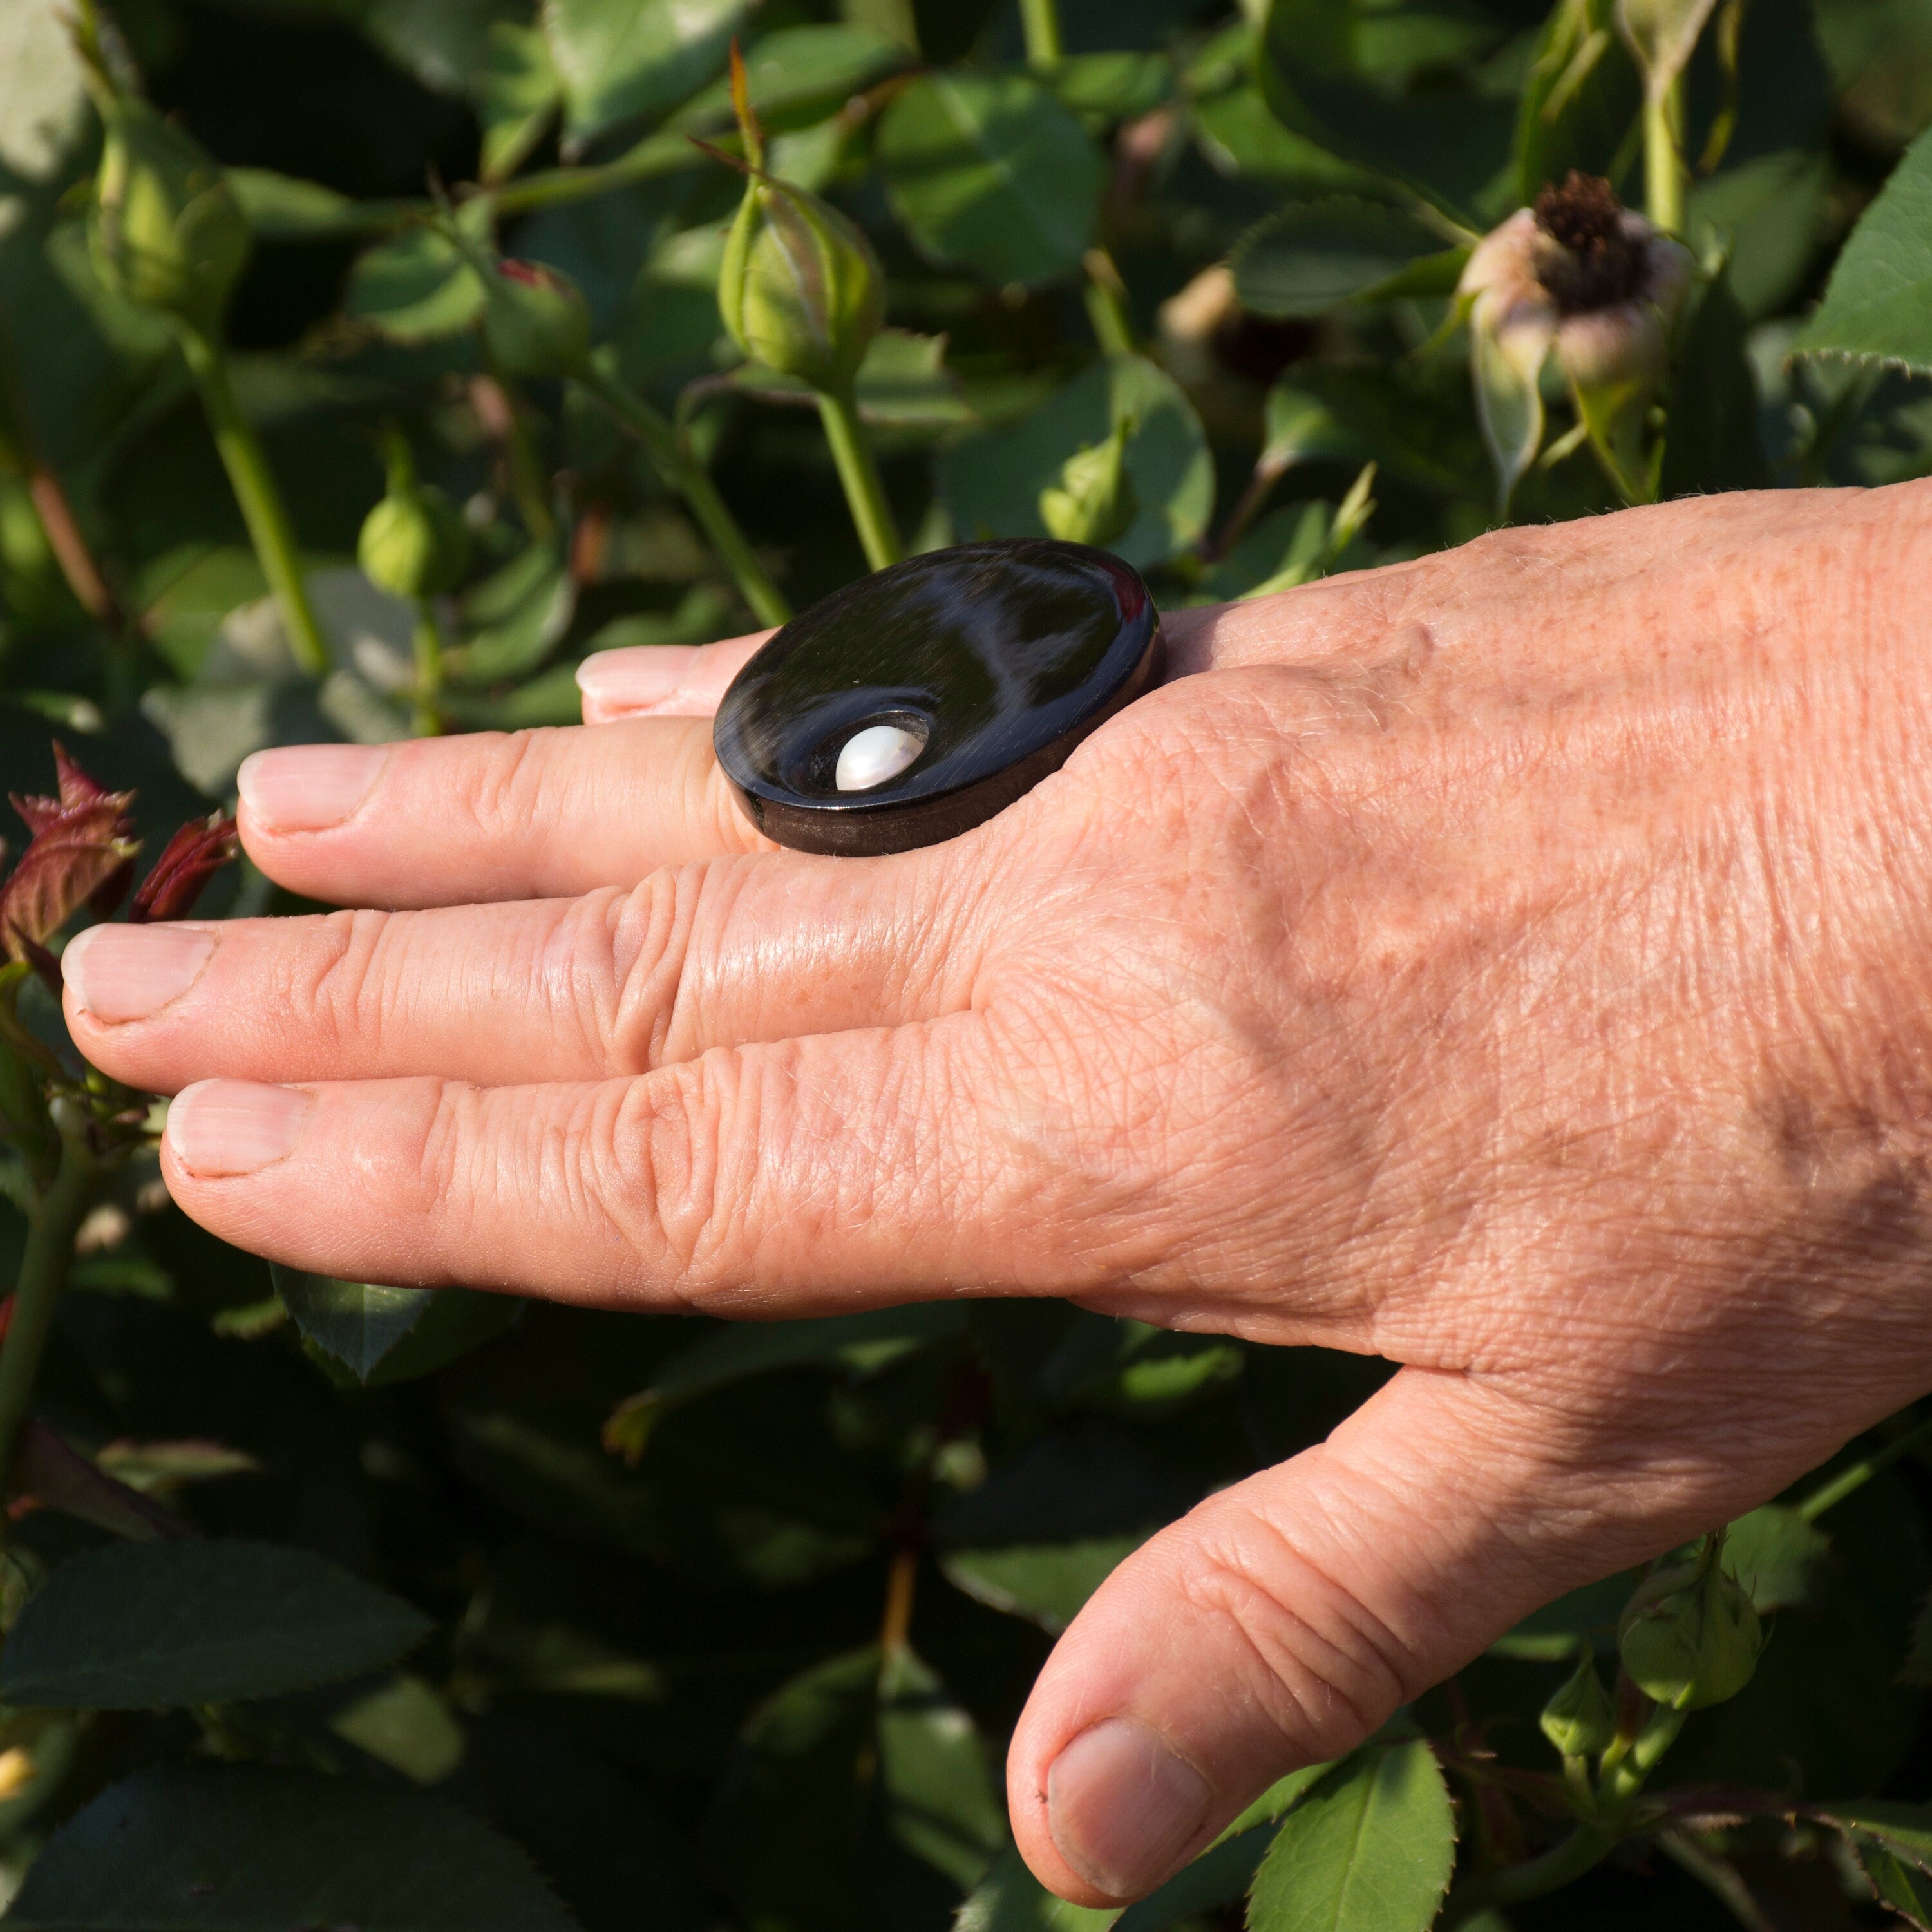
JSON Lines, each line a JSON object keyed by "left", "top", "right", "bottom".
{"left": 129, "top": 813, "right": 240, "bottom": 924}
{"left": 2, "top": 752, "right": 140, "bottom": 961}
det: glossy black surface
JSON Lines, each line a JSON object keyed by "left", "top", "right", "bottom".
{"left": 713, "top": 539, "right": 1162, "bottom": 855}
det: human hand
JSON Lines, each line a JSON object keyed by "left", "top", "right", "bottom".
{"left": 62, "top": 482, "right": 1932, "bottom": 1905}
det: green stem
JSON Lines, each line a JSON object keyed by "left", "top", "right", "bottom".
{"left": 816, "top": 386, "right": 902, "bottom": 573}
{"left": 412, "top": 601, "right": 445, "bottom": 737}
{"left": 480, "top": 370, "right": 556, "bottom": 547}
{"left": 177, "top": 327, "right": 329, "bottom": 677}
{"left": 1601, "top": 1701, "right": 1687, "bottom": 1806}
{"left": 1441, "top": 1824, "right": 1619, "bottom": 1925}
{"left": 1019, "top": 0, "right": 1064, "bottom": 64}
{"left": 0, "top": 1112, "right": 97, "bottom": 1515}
{"left": 580, "top": 361, "right": 792, "bottom": 627}
{"left": 1643, "top": 74, "right": 1685, "bottom": 234}
{"left": 1797, "top": 1410, "right": 1932, "bottom": 1521}
{"left": 1083, "top": 249, "right": 1136, "bottom": 356}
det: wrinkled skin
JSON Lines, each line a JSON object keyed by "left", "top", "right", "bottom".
{"left": 64, "top": 483, "right": 1932, "bottom": 1904}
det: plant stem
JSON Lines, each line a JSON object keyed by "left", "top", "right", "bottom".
{"left": 471, "top": 372, "right": 555, "bottom": 547}
{"left": 1601, "top": 1701, "right": 1687, "bottom": 1806}
{"left": 880, "top": 1544, "right": 918, "bottom": 1655}
{"left": 176, "top": 326, "right": 330, "bottom": 677}
{"left": 25, "top": 469, "right": 120, "bottom": 629}
{"left": 816, "top": 386, "right": 902, "bottom": 572}
{"left": 1643, "top": 73, "right": 1685, "bottom": 234}
{"left": 412, "top": 601, "right": 445, "bottom": 737}
{"left": 1083, "top": 249, "right": 1136, "bottom": 355}
{"left": 1442, "top": 1823, "right": 1619, "bottom": 1924}
{"left": 1796, "top": 1409, "right": 1932, "bottom": 1520}
{"left": 0, "top": 1113, "right": 97, "bottom": 1515}
{"left": 1019, "top": 0, "right": 1064, "bottom": 64}
{"left": 580, "top": 361, "right": 792, "bottom": 626}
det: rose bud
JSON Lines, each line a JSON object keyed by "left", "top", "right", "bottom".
{"left": 1039, "top": 415, "right": 1137, "bottom": 548}
{"left": 481, "top": 258, "right": 594, "bottom": 383}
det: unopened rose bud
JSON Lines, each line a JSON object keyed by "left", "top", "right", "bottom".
{"left": 1618, "top": 1541, "right": 1763, "bottom": 1712}
{"left": 1039, "top": 415, "right": 1136, "bottom": 547}
{"left": 358, "top": 441, "right": 468, "bottom": 602}
{"left": 88, "top": 100, "right": 249, "bottom": 335}
{"left": 482, "top": 259, "right": 592, "bottom": 382}
{"left": 719, "top": 167, "right": 886, "bottom": 397}
{"left": 1539, "top": 1651, "right": 1617, "bottom": 1759}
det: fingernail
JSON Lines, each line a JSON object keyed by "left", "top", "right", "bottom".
{"left": 238, "top": 744, "right": 387, "bottom": 832}
{"left": 62, "top": 923, "right": 215, "bottom": 1023}
{"left": 167, "top": 1079, "right": 312, "bottom": 1177}
{"left": 575, "top": 646, "right": 699, "bottom": 717}
{"left": 1046, "top": 1719, "right": 1212, "bottom": 1901}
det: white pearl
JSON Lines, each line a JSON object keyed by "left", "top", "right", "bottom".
{"left": 835, "top": 723, "right": 925, "bottom": 792}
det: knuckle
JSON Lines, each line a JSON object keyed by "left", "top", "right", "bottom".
{"left": 1177, "top": 1514, "right": 1419, "bottom": 1761}
{"left": 601, "top": 863, "right": 734, "bottom": 1071}
{"left": 297, "top": 907, "right": 395, "bottom": 1049}
{"left": 460, "top": 728, "right": 558, "bottom": 845}
{"left": 605, "top": 1055, "right": 732, "bottom": 1293}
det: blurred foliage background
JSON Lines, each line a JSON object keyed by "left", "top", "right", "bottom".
{"left": 3, "top": 0, "right": 1932, "bottom": 1927}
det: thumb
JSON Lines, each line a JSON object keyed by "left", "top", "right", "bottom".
{"left": 1004, "top": 1365, "right": 1707, "bottom": 1907}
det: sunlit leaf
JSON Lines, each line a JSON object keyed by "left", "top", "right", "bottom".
{"left": 1246, "top": 1742, "right": 1456, "bottom": 1932}
{"left": 939, "top": 355, "right": 1211, "bottom": 569}
{"left": 880, "top": 71, "right": 1104, "bottom": 287}
{"left": 1794, "top": 124, "right": 1932, "bottom": 374}
{"left": 542, "top": 0, "right": 746, "bottom": 145}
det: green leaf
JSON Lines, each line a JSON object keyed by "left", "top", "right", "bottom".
{"left": 1490, "top": 1571, "right": 1637, "bottom": 1660}
{"left": 1246, "top": 1742, "right": 1456, "bottom": 1932}
{"left": 448, "top": 542, "right": 576, "bottom": 686}
{"left": 1191, "top": 81, "right": 1376, "bottom": 193}
{"left": 1859, "top": 1842, "right": 1932, "bottom": 1930}
{"left": 1216, "top": 1763, "right": 1336, "bottom": 1844}
{"left": 1117, "top": 1830, "right": 1272, "bottom": 1930}
{"left": 708, "top": 1643, "right": 1002, "bottom": 1930}
{"left": 1232, "top": 199, "right": 1457, "bottom": 317}
{"left": 227, "top": 169, "right": 413, "bottom": 242}
{"left": 672, "top": 23, "right": 911, "bottom": 135}
{"left": 1794, "top": 123, "right": 1932, "bottom": 373}
{"left": 880, "top": 71, "right": 1105, "bottom": 288}
{"left": 0, "top": 1540, "right": 430, "bottom": 1708}
{"left": 1258, "top": 0, "right": 1517, "bottom": 220}
{"left": 1819, "top": 1802, "right": 1932, "bottom": 1874}
{"left": 478, "top": 22, "right": 564, "bottom": 182}
{"left": 878, "top": 1647, "right": 1007, "bottom": 1887}
{"left": 1814, "top": 0, "right": 1932, "bottom": 147}
{"left": 954, "top": 1844, "right": 1119, "bottom": 1931}
{"left": 3, "top": 1763, "right": 581, "bottom": 1930}
{"left": 1511, "top": 0, "right": 1641, "bottom": 207}
{"left": 273, "top": 1264, "right": 524, "bottom": 1386}
{"left": 939, "top": 1537, "right": 1147, "bottom": 1633}
{"left": 345, "top": 225, "right": 486, "bottom": 344}
{"left": 729, "top": 327, "right": 978, "bottom": 433}
{"left": 542, "top": 0, "right": 746, "bottom": 145}
{"left": 938, "top": 355, "right": 1212, "bottom": 570}
{"left": 936, "top": 1423, "right": 1195, "bottom": 1631}
{"left": 1720, "top": 1503, "right": 1831, "bottom": 1613}
{"left": 606, "top": 1303, "right": 969, "bottom": 1456}
{"left": 357, "top": 0, "right": 525, "bottom": 99}
{"left": 1039, "top": 52, "right": 1173, "bottom": 123}
{"left": 1688, "top": 149, "right": 1827, "bottom": 321}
